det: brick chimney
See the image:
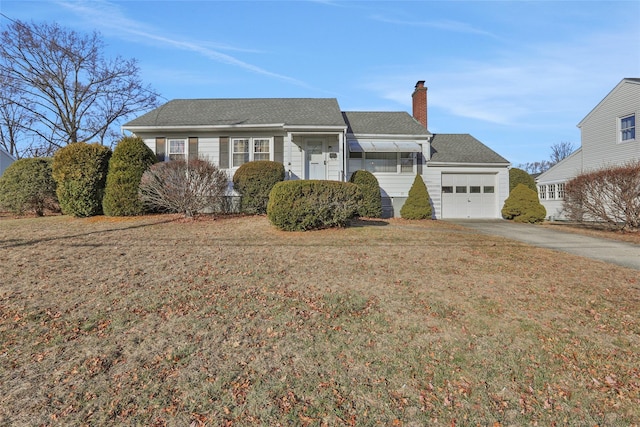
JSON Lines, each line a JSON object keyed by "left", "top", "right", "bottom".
{"left": 412, "top": 80, "right": 428, "bottom": 129}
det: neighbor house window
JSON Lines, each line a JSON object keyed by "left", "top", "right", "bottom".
{"left": 557, "top": 183, "right": 565, "bottom": 199}
{"left": 232, "top": 137, "right": 272, "bottom": 167}
{"left": 620, "top": 114, "right": 635, "bottom": 142}
{"left": 168, "top": 139, "right": 186, "bottom": 160}
{"left": 539, "top": 185, "right": 546, "bottom": 200}
{"left": 548, "top": 184, "right": 555, "bottom": 200}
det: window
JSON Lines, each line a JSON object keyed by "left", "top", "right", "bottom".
{"left": 548, "top": 184, "right": 555, "bottom": 200}
{"left": 442, "top": 186, "right": 453, "bottom": 193}
{"left": 232, "top": 137, "right": 272, "bottom": 167}
{"left": 539, "top": 185, "right": 546, "bottom": 200}
{"left": 355, "top": 151, "right": 415, "bottom": 174}
{"left": 557, "top": 183, "right": 565, "bottom": 199}
{"left": 621, "top": 114, "right": 635, "bottom": 142}
{"left": 483, "top": 186, "right": 495, "bottom": 194}
{"left": 470, "top": 186, "right": 481, "bottom": 194}
{"left": 455, "top": 186, "right": 467, "bottom": 193}
{"left": 168, "top": 139, "right": 186, "bottom": 160}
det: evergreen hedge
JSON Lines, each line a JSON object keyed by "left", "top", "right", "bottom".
{"left": 52, "top": 142, "right": 112, "bottom": 217}
{"left": 349, "top": 170, "right": 382, "bottom": 218}
{"left": 0, "top": 158, "right": 58, "bottom": 216}
{"left": 233, "top": 161, "right": 285, "bottom": 214}
{"left": 267, "top": 180, "right": 362, "bottom": 231}
{"left": 103, "top": 136, "right": 157, "bottom": 216}
{"left": 509, "top": 167, "right": 537, "bottom": 192}
{"left": 400, "top": 175, "right": 432, "bottom": 219}
{"left": 502, "top": 183, "right": 546, "bottom": 223}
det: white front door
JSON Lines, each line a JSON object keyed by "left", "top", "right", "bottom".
{"left": 306, "top": 140, "right": 326, "bottom": 180}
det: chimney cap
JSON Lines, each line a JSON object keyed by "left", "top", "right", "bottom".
{"left": 415, "top": 80, "right": 426, "bottom": 89}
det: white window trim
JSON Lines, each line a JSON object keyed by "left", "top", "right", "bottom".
{"left": 231, "top": 137, "right": 273, "bottom": 168}
{"left": 619, "top": 113, "right": 636, "bottom": 143}
{"left": 167, "top": 138, "right": 187, "bottom": 161}
{"left": 351, "top": 152, "right": 416, "bottom": 174}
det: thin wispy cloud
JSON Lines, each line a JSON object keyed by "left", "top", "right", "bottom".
{"left": 370, "top": 15, "right": 495, "bottom": 37}
{"left": 55, "top": 0, "right": 311, "bottom": 88}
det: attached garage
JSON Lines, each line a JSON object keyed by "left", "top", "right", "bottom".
{"left": 441, "top": 173, "right": 497, "bottom": 218}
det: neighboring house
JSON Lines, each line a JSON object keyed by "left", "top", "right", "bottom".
{"left": 0, "top": 147, "right": 16, "bottom": 177}
{"left": 123, "top": 81, "right": 510, "bottom": 219}
{"left": 537, "top": 78, "right": 640, "bottom": 219}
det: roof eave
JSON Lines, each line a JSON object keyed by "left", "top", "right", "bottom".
{"left": 427, "top": 161, "right": 511, "bottom": 167}
{"left": 123, "top": 123, "right": 287, "bottom": 132}
{"left": 348, "top": 133, "right": 431, "bottom": 139}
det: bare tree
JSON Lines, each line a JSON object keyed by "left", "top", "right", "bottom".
{"left": 549, "top": 141, "right": 575, "bottom": 164}
{"left": 0, "top": 19, "right": 160, "bottom": 154}
{"left": 0, "top": 72, "right": 36, "bottom": 158}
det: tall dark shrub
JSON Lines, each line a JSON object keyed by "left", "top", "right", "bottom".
{"left": 233, "top": 161, "right": 285, "bottom": 214}
{"left": 139, "top": 158, "right": 228, "bottom": 218}
{"left": 509, "top": 167, "right": 536, "bottom": 192}
{"left": 267, "top": 180, "right": 362, "bottom": 231}
{"left": 103, "top": 136, "right": 157, "bottom": 216}
{"left": 52, "top": 142, "right": 112, "bottom": 217}
{"left": 0, "top": 158, "right": 58, "bottom": 216}
{"left": 400, "top": 175, "right": 432, "bottom": 219}
{"left": 349, "top": 170, "right": 382, "bottom": 218}
{"left": 502, "top": 183, "right": 546, "bottom": 223}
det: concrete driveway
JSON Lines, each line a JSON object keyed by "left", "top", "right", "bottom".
{"left": 448, "top": 220, "right": 640, "bottom": 271}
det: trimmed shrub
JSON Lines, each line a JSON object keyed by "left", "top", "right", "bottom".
{"left": 267, "top": 180, "right": 363, "bottom": 231}
{"left": 52, "top": 142, "right": 112, "bottom": 217}
{"left": 139, "top": 158, "right": 228, "bottom": 218}
{"left": 400, "top": 175, "right": 432, "bottom": 219}
{"left": 103, "top": 136, "right": 157, "bottom": 216}
{"left": 502, "top": 183, "right": 546, "bottom": 223}
{"left": 509, "top": 167, "right": 537, "bottom": 192}
{"left": 233, "top": 160, "right": 285, "bottom": 214}
{"left": 564, "top": 160, "right": 640, "bottom": 230}
{"left": 349, "top": 170, "right": 382, "bottom": 218}
{"left": 0, "top": 157, "right": 59, "bottom": 216}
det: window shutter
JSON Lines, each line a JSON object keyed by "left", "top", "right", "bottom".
{"left": 219, "top": 136, "right": 229, "bottom": 169}
{"left": 417, "top": 152, "right": 423, "bottom": 175}
{"left": 274, "top": 136, "right": 284, "bottom": 163}
{"left": 155, "top": 137, "right": 166, "bottom": 162}
{"left": 188, "top": 137, "right": 198, "bottom": 160}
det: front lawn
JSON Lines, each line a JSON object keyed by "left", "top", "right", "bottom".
{"left": 0, "top": 215, "right": 638, "bottom": 425}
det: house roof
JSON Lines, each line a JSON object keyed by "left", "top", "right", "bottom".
{"left": 124, "top": 98, "right": 346, "bottom": 128}
{"left": 577, "top": 78, "right": 640, "bottom": 128}
{"left": 342, "top": 111, "right": 431, "bottom": 136}
{"left": 429, "top": 134, "right": 510, "bottom": 164}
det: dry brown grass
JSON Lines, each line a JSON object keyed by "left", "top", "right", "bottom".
{"left": 1, "top": 215, "right": 638, "bottom": 426}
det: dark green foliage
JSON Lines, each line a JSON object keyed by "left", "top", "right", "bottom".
{"left": 400, "top": 175, "right": 432, "bottom": 219}
{"left": 349, "top": 170, "right": 382, "bottom": 218}
{"left": 509, "top": 167, "right": 537, "bottom": 192}
{"left": 267, "top": 180, "right": 363, "bottom": 231}
{"left": 502, "top": 183, "right": 546, "bottom": 223}
{"left": 233, "top": 161, "right": 285, "bottom": 214}
{"left": 103, "top": 136, "right": 157, "bottom": 216}
{"left": 51, "top": 142, "right": 112, "bottom": 217}
{"left": 0, "top": 158, "right": 58, "bottom": 216}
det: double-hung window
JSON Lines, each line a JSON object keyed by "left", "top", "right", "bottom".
{"left": 620, "top": 114, "right": 635, "bottom": 142}
{"left": 548, "top": 184, "right": 555, "bottom": 200}
{"left": 557, "top": 183, "right": 565, "bottom": 200}
{"left": 539, "top": 185, "right": 546, "bottom": 200}
{"left": 232, "top": 137, "right": 272, "bottom": 167}
{"left": 168, "top": 138, "right": 186, "bottom": 160}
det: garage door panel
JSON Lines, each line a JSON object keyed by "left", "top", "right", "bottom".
{"left": 441, "top": 173, "right": 497, "bottom": 219}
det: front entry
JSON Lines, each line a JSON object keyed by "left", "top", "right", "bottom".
{"left": 306, "top": 139, "right": 326, "bottom": 180}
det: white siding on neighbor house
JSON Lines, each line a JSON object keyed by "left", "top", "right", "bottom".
{"left": 536, "top": 149, "right": 583, "bottom": 220}
{"left": 579, "top": 80, "right": 640, "bottom": 170}
{"left": 0, "top": 149, "right": 16, "bottom": 176}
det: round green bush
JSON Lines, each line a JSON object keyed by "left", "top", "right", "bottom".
{"left": 103, "top": 136, "right": 157, "bottom": 216}
{"left": 349, "top": 170, "right": 382, "bottom": 218}
{"left": 0, "top": 158, "right": 58, "bottom": 216}
{"left": 267, "top": 180, "right": 362, "bottom": 231}
{"left": 233, "top": 160, "right": 285, "bottom": 214}
{"left": 502, "top": 183, "right": 546, "bottom": 223}
{"left": 509, "top": 167, "right": 537, "bottom": 192}
{"left": 400, "top": 175, "right": 432, "bottom": 219}
{"left": 52, "top": 142, "right": 112, "bottom": 217}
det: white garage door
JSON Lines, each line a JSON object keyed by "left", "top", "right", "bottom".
{"left": 441, "top": 174, "right": 497, "bottom": 218}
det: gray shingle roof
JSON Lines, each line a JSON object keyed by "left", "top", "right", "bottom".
{"left": 124, "top": 98, "right": 346, "bottom": 128}
{"left": 342, "top": 111, "right": 430, "bottom": 136}
{"left": 429, "top": 134, "right": 510, "bottom": 164}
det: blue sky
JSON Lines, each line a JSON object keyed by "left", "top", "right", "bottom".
{"left": 2, "top": 0, "right": 639, "bottom": 165}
